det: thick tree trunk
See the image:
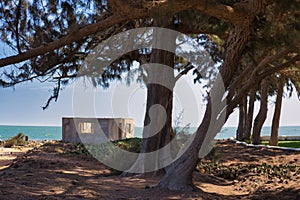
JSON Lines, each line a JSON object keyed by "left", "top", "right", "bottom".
{"left": 141, "top": 17, "right": 176, "bottom": 166}
{"left": 244, "top": 89, "right": 255, "bottom": 140}
{"left": 141, "top": 1, "right": 265, "bottom": 190}
{"left": 269, "top": 75, "right": 284, "bottom": 146}
{"left": 252, "top": 79, "right": 268, "bottom": 145}
{"left": 141, "top": 49, "right": 176, "bottom": 153}
{"left": 236, "top": 96, "right": 247, "bottom": 141}
{"left": 126, "top": 17, "right": 177, "bottom": 174}
{"left": 157, "top": 20, "right": 254, "bottom": 190}
{"left": 157, "top": 100, "right": 212, "bottom": 191}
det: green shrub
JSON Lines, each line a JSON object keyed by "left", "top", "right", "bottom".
{"left": 261, "top": 140, "right": 300, "bottom": 148}
{"left": 66, "top": 138, "right": 142, "bottom": 157}
{"left": 113, "top": 138, "right": 142, "bottom": 153}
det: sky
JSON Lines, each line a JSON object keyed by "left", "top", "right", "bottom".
{"left": 1, "top": 44, "right": 300, "bottom": 127}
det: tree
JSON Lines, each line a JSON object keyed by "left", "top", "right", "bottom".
{"left": 269, "top": 66, "right": 300, "bottom": 146}
{"left": 252, "top": 79, "right": 269, "bottom": 145}
{"left": 244, "top": 89, "right": 256, "bottom": 140}
{"left": 269, "top": 74, "right": 285, "bottom": 146}
{"left": 156, "top": 0, "right": 300, "bottom": 188}
{"left": 0, "top": 0, "right": 300, "bottom": 191}
{"left": 236, "top": 96, "right": 247, "bottom": 141}
{"left": 132, "top": 17, "right": 178, "bottom": 172}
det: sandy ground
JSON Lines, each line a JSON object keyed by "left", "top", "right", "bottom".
{"left": 0, "top": 140, "right": 299, "bottom": 199}
{"left": 0, "top": 147, "right": 32, "bottom": 170}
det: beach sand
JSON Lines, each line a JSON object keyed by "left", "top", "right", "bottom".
{"left": 0, "top": 141, "right": 48, "bottom": 170}
{"left": 0, "top": 140, "right": 299, "bottom": 199}
{"left": 0, "top": 147, "right": 31, "bottom": 170}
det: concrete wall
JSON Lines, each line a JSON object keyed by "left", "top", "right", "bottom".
{"left": 62, "top": 117, "right": 134, "bottom": 144}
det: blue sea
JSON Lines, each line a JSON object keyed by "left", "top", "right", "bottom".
{"left": 134, "top": 126, "right": 300, "bottom": 139}
{"left": 0, "top": 125, "right": 62, "bottom": 141}
{"left": 0, "top": 125, "right": 299, "bottom": 141}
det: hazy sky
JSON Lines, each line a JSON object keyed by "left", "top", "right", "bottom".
{"left": 1, "top": 44, "right": 300, "bottom": 127}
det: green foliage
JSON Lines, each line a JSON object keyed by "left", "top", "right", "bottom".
{"left": 277, "top": 141, "right": 300, "bottom": 148}
{"left": 241, "top": 139, "right": 251, "bottom": 144}
{"left": 261, "top": 140, "right": 300, "bottom": 148}
{"left": 113, "top": 138, "right": 142, "bottom": 153}
{"left": 1, "top": 0, "right": 299, "bottom": 109}
{"left": 66, "top": 138, "right": 142, "bottom": 157}
{"left": 67, "top": 143, "right": 91, "bottom": 156}
{"left": 197, "top": 162, "right": 300, "bottom": 180}
{"left": 252, "top": 1, "right": 300, "bottom": 48}
{"left": 0, "top": 0, "right": 138, "bottom": 108}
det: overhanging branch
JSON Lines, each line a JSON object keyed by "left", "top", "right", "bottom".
{"left": 0, "top": 14, "right": 131, "bottom": 67}
{"left": 226, "top": 55, "right": 300, "bottom": 118}
{"left": 0, "top": 0, "right": 269, "bottom": 68}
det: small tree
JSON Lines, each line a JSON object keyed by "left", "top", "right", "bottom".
{"left": 252, "top": 79, "right": 269, "bottom": 145}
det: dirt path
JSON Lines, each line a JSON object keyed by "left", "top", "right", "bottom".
{"left": 0, "top": 141, "right": 299, "bottom": 199}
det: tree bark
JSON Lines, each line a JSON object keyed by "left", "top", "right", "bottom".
{"left": 269, "top": 75, "right": 285, "bottom": 146}
{"left": 252, "top": 79, "right": 268, "bottom": 145}
{"left": 124, "top": 16, "right": 177, "bottom": 174}
{"left": 141, "top": 51, "right": 176, "bottom": 153}
{"left": 244, "top": 89, "right": 255, "bottom": 140}
{"left": 141, "top": 18, "right": 176, "bottom": 165}
{"left": 236, "top": 96, "right": 247, "bottom": 141}
{"left": 157, "top": 17, "right": 255, "bottom": 190}
{"left": 157, "top": 100, "right": 212, "bottom": 191}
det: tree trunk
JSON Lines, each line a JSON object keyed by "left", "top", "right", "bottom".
{"left": 126, "top": 17, "right": 177, "bottom": 174}
{"left": 157, "top": 20, "right": 254, "bottom": 190}
{"left": 236, "top": 96, "right": 247, "bottom": 141}
{"left": 141, "top": 49, "right": 176, "bottom": 153}
{"left": 157, "top": 100, "right": 212, "bottom": 191}
{"left": 143, "top": 1, "right": 265, "bottom": 190}
{"left": 252, "top": 79, "right": 268, "bottom": 145}
{"left": 269, "top": 75, "right": 284, "bottom": 146}
{"left": 244, "top": 89, "right": 255, "bottom": 140}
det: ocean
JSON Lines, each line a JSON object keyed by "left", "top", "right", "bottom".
{"left": 0, "top": 125, "right": 62, "bottom": 141}
{"left": 0, "top": 125, "right": 299, "bottom": 141}
{"left": 134, "top": 126, "right": 300, "bottom": 139}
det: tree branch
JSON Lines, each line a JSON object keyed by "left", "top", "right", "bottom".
{"left": 15, "top": 0, "right": 22, "bottom": 54}
{"left": 224, "top": 47, "right": 292, "bottom": 105}
{"left": 194, "top": 3, "right": 245, "bottom": 25}
{"left": 0, "top": 14, "right": 133, "bottom": 67}
{"left": 0, "top": 0, "right": 269, "bottom": 68}
{"left": 175, "top": 65, "right": 194, "bottom": 82}
{"left": 42, "top": 79, "right": 61, "bottom": 110}
{"left": 258, "top": 55, "right": 300, "bottom": 80}
{"left": 194, "top": 0, "right": 268, "bottom": 25}
{"left": 226, "top": 54, "right": 300, "bottom": 119}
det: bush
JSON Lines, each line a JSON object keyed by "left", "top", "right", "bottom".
{"left": 67, "top": 138, "right": 142, "bottom": 157}
{"left": 113, "top": 138, "right": 142, "bottom": 153}
{"left": 3, "top": 133, "right": 27, "bottom": 147}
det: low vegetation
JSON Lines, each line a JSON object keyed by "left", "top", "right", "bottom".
{"left": 66, "top": 138, "right": 142, "bottom": 157}
{"left": 261, "top": 141, "right": 300, "bottom": 148}
{"left": 2, "top": 133, "right": 27, "bottom": 148}
{"left": 241, "top": 140, "right": 300, "bottom": 149}
{"left": 66, "top": 138, "right": 300, "bottom": 181}
{"left": 197, "top": 162, "right": 300, "bottom": 181}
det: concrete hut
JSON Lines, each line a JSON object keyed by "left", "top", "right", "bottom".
{"left": 62, "top": 117, "right": 134, "bottom": 144}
